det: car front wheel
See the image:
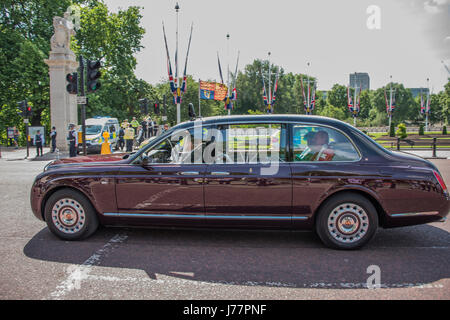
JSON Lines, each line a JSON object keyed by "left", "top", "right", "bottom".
{"left": 315, "top": 193, "right": 378, "bottom": 250}
{"left": 44, "top": 189, "right": 99, "bottom": 240}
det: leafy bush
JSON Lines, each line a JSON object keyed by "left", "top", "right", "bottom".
{"left": 396, "top": 123, "right": 407, "bottom": 139}
{"left": 419, "top": 124, "right": 424, "bottom": 135}
{"left": 443, "top": 126, "right": 447, "bottom": 135}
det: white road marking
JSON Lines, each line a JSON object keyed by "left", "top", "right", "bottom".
{"left": 49, "top": 233, "right": 128, "bottom": 299}
{"left": 73, "top": 273, "right": 446, "bottom": 290}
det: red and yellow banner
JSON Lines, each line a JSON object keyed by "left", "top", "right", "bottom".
{"left": 199, "top": 81, "right": 228, "bottom": 101}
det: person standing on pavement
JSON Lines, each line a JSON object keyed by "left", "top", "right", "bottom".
{"left": 13, "top": 127, "right": 19, "bottom": 149}
{"left": 118, "top": 126, "right": 125, "bottom": 151}
{"left": 147, "top": 117, "right": 154, "bottom": 137}
{"left": 67, "top": 124, "right": 77, "bottom": 157}
{"left": 121, "top": 119, "right": 129, "bottom": 129}
{"left": 50, "top": 126, "right": 57, "bottom": 153}
{"left": 131, "top": 117, "right": 139, "bottom": 130}
{"left": 136, "top": 125, "right": 144, "bottom": 146}
{"left": 141, "top": 119, "right": 148, "bottom": 139}
{"left": 34, "top": 130, "right": 44, "bottom": 157}
{"left": 124, "top": 124, "right": 135, "bottom": 153}
{"left": 161, "top": 123, "right": 170, "bottom": 133}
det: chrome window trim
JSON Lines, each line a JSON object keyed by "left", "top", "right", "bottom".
{"left": 212, "top": 120, "right": 362, "bottom": 164}
{"left": 131, "top": 119, "right": 363, "bottom": 165}
{"left": 289, "top": 122, "right": 362, "bottom": 164}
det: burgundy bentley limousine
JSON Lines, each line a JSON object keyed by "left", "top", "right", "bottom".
{"left": 30, "top": 115, "right": 449, "bottom": 249}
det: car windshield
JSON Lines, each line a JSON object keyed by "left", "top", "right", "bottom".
{"left": 85, "top": 125, "right": 102, "bottom": 135}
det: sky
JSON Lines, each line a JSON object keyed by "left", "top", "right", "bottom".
{"left": 103, "top": 0, "right": 450, "bottom": 92}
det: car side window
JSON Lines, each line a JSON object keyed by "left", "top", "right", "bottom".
{"left": 292, "top": 125, "right": 359, "bottom": 162}
{"left": 214, "top": 123, "right": 287, "bottom": 164}
{"left": 144, "top": 127, "right": 208, "bottom": 164}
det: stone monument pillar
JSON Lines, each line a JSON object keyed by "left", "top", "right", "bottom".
{"left": 44, "top": 13, "right": 78, "bottom": 151}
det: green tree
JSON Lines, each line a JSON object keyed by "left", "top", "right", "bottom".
{"left": 327, "top": 84, "right": 348, "bottom": 114}
{"left": 358, "top": 90, "right": 371, "bottom": 120}
{"left": 438, "top": 80, "right": 450, "bottom": 124}
{"left": 72, "top": 2, "right": 146, "bottom": 120}
{"left": 372, "top": 83, "right": 416, "bottom": 126}
{"left": 0, "top": 0, "right": 75, "bottom": 143}
{"left": 317, "top": 103, "right": 346, "bottom": 120}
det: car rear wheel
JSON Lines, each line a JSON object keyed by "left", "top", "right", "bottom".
{"left": 315, "top": 193, "right": 378, "bottom": 250}
{"left": 44, "top": 189, "right": 99, "bottom": 240}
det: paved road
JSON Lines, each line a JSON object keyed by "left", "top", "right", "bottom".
{"left": 0, "top": 156, "right": 449, "bottom": 300}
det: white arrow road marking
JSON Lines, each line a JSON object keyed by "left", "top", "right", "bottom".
{"left": 49, "top": 233, "right": 128, "bottom": 299}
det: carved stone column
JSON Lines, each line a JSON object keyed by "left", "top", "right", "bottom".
{"left": 44, "top": 14, "right": 78, "bottom": 151}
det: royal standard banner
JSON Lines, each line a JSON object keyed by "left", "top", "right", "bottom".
{"left": 199, "top": 81, "right": 228, "bottom": 101}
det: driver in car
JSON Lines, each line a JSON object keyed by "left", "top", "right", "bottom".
{"left": 297, "top": 130, "right": 335, "bottom": 161}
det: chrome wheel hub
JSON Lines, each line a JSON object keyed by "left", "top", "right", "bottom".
{"left": 327, "top": 203, "right": 369, "bottom": 244}
{"left": 51, "top": 198, "right": 85, "bottom": 234}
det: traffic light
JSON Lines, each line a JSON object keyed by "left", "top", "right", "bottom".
{"left": 17, "top": 100, "right": 27, "bottom": 117}
{"left": 139, "top": 98, "right": 149, "bottom": 114}
{"left": 17, "top": 100, "right": 32, "bottom": 118}
{"left": 26, "top": 104, "right": 32, "bottom": 117}
{"left": 154, "top": 101, "right": 160, "bottom": 115}
{"left": 66, "top": 72, "right": 78, "bottom": 94}
{"left": 86, "top": 60, "right": 101, "bottom": 92}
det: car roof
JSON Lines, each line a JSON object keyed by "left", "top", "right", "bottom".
{"left": 172, "top": 114, "right": 354, "bottom": 132}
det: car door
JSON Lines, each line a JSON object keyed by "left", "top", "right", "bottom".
{"left": 289, "top": 123, "right": 361, "bottom": 228}
{"left": 115, "top": 127, "right": 207, "bottom": 226}
{"left": 204, "top": 122, "right": 292, "bottom": 228}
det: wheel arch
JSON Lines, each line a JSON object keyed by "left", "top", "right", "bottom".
{"left": 40, "top": 186, "right": 98, "bottom": 221}
{"left": 313, "top": 189, "right": 388, "bottom": 227}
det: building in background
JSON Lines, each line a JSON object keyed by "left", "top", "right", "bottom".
{"left": 349, "top": 72, "right": 370, "bottom": 91}
{"left": 408, "top": 87, "right": 430, "bottom": 98}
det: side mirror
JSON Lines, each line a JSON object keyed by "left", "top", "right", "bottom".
{"left": 188, "top": 103, "right": 196, "bottom": 119}
{"left": 141, "top": 155, "right": 150, "bottom": 166}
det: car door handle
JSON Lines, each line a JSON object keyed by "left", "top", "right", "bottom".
{"left": 211, "top": 171, "right": 230, "bottom": 176}
{"left": 180, "top": 171, "right": 200, "bottom": 175}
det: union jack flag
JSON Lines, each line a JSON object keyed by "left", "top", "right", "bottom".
{"left": 348, "top": 86, "right": 354, "bottom": 112}
{"left": 420, "top": 93, "right": 425, "bottom": 115}
{"left": 310, "top": 86, "right": 316, "bottom": 111}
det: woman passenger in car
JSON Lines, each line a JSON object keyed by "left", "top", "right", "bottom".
{"left": 297, "top": 131, "right": 335, "bottom": 161}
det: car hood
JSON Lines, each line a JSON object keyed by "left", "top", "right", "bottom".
{"left": 48, "top": 153, "right": 129, "bottom": 168}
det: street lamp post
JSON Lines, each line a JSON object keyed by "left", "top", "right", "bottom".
{"left": 425, "top": 78, "right": 430, "bottom": 133}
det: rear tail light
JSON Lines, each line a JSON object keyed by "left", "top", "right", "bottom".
{"left": 433, "top": 170, "right": 448, "bottom": 194}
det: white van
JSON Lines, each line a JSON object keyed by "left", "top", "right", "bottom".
{"left": 78, "top": 117, "right": 120, "bottom": 153}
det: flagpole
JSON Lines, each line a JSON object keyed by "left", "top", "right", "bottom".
{"left": 175, "top": 2, "right": 181, "bottom": 124}
{"left": 353, "top": 85, "right": 358, "bottom": 127}
{"left": 425, "top": 78, "right": 429, "bottom": 133}
{"left": 388, "top": 75, "right": 393, "bottom": 131}
{"left": 198, "top": 78, "right": 201, "bottom": 117}
{"left": 306, "top": 62, "right": 311, "bottom": 115}
{"left": 268, "top": 52, "right": 272, "bottom": 114}
{"left": 226, "top": 34, "right": 231, "bottom": 116}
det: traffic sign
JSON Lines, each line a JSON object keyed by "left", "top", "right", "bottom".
{"left": 77, "top": 96, "right": 87, "bottom": 105}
